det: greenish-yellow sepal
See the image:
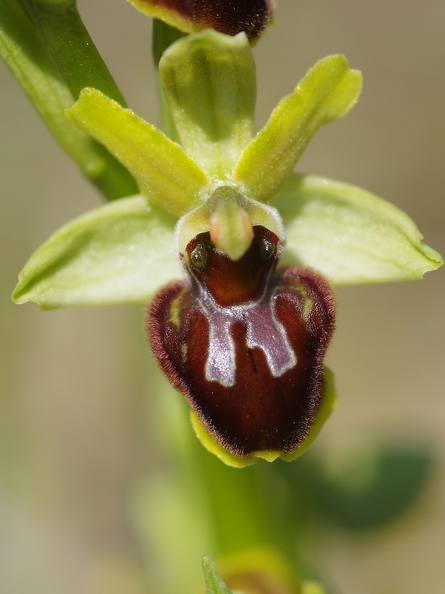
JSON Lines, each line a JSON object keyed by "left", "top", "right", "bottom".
{"left": 160, "top": 30, "right": 256, "bottom": 180}
{"left": 67, "top": 88, "right": 210, "bottom": 216}
{"left": 12, "top": 195, "right": 180, "bottom": 308}
{"left": 274, "top": 174, "right": 443, "bottom": 283}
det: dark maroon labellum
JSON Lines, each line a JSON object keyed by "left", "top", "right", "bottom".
{"left": 193, "top": 0, "right": 273, "bottom": 39}
{"left": 147, "top": 226, "right": 335, "bottom": 457}
{"left": 147, "top": 0, "right": 273, "bottom": 39}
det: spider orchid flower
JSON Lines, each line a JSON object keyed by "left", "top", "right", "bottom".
{"left": 12, "top": 31, "right": 442, "bottom": 467}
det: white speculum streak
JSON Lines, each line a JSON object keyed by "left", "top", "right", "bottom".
{"left": 198, "top": 287, "right": 297, "bottom": 388}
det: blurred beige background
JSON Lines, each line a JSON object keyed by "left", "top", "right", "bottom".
{"left": 1, "top": 1, "right": 444, "bottom": 593}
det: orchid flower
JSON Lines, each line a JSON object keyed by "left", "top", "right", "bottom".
{"left": 12, "top": 30, "right": 442, "bottom": 467}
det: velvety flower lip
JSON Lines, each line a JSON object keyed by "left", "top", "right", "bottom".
{"left": 147, "top": 225, "right": 336, "bottom": 462}
{"left": 125, "top": 0, "right": 274, "bottom": 40}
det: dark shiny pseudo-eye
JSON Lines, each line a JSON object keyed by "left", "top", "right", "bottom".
{"left": 147, "top": 226, "right": 335, "bottom": 458}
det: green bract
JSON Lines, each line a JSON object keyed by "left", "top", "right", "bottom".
{"left": 13, "top": 30, "right": 442, "bottom": 309}
{"left": 202, "top": 549, "right": 325, "bottom": 594}
{"left": 203, "top": 550, "right": 290, "bottom": 594}
{"left": 203, "top": 557, "right": 234, "bottom": 594}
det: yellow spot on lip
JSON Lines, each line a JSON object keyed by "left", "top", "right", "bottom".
{"left": 169, "top": 292, "right": 183, "bottom": 328}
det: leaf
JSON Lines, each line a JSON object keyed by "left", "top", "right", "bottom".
{"left": 202, "top": 557, "right": 233, "bottom": 594}
{"left": 12, "top": 196, "right": 181, "bottom": 308}
{"left": 272, "top": 174, "right": 443, "bottom": 283}
{"left": 67, "top": 88, "right": 210, "bottom": 216}
{"left": 0, "top": 0, "right": 138, "bottom": 199}
{"left": 234, "top": 55, "right": 362, "bottom": 203}
{"left": 310, "top": 444, "right": 434, "bottom": 531}
{"left": 160, "top": 30, "right": 256, "bottom": 179}
{"left": 24, "top": 0, "right": 126, "bottom": 104}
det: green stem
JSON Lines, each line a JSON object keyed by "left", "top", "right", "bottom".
{"left": 268, "top": 459, "right": 316, "bottom": 561}
{"left": 152, "top": 18, "right": 184, "bottom": 141}
{"left": 192, "top": 439, "right": 273, "bottom": 555}
{"left": 187, "top": 409, "right": 319, "bottom": 563}
{"left": 0, "top": 0, "right": 138, "bottom": 199}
